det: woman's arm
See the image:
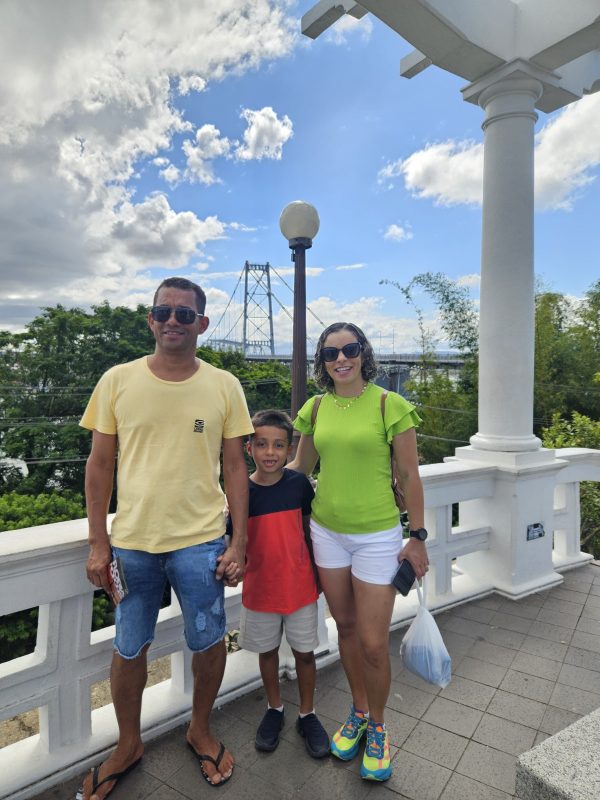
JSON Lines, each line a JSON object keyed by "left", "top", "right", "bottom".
{"left": 287, "top": 433, "right": 319, "bottom": 475}
{"left": 392, "top": 427, "right": 429, "bottom": 578}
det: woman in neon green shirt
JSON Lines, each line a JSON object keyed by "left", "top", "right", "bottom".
{"left": 291, "top": 322, "right": 428, "bottom": 782}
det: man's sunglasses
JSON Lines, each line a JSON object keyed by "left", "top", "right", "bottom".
{"left": 150, "top": 305, "right": 204, "bottom": 325}
{"left": 321, "top": 342, "right": 362, "bottom": 362}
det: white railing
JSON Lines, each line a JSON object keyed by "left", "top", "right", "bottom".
{"left": 1, "top": 447, "right": 598, "bottom": 800}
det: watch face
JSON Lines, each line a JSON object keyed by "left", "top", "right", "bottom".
{"left": 410, "top": 528, "right": 428, "bottom": 541}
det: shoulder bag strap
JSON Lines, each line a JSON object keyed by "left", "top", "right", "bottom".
{"left": 310, "top": 394, "right": 324, "bottom": 429}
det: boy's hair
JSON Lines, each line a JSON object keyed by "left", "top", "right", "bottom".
{"left": 153, "top": 276, "right": 206, "bottom": 314}
{"left": 250, "top": 409, "right": 293, "bottom": 444}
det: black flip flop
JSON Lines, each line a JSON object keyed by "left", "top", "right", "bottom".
{"left": 187, "top": 740, "right": 233, "bottom": 787}
{"left": 75, "top": 756, "right": 142, "bottom": 799}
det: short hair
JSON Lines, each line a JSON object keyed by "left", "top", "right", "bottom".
{"left": 250, "top": 409, "right": 293, "bottom": 444}
{"left": 313, "top": 321, "right": 378, "bottom": 391}
{"left": 153, "top": 277, "right": 206, "bottom": 314}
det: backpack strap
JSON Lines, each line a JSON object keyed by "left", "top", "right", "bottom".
{"left": 310, "top": 394, "right": 324, "bottom": 429}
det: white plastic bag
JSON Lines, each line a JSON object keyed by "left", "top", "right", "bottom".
{"left": 399, "top": 581, "right": 452, "bottom": 688}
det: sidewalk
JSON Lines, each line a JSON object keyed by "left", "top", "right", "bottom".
{"left": 42, "top": 563, "right": 600, "bottom": 800}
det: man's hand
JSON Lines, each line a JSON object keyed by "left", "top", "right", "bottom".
{"left": 399, "top": 539, "right": 429, "bottom": 580}
{"left": 216, "top": 544, "right": 245, "bottom": 584}
{"left": 86, "top": 538, "right": 112, "bottom": 592}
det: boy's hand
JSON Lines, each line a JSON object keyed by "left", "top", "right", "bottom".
{"left": 216, "top": 544, "right": 246, "bottom": 582}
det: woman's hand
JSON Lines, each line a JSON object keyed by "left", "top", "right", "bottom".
{"left": 400, "top": 538, "right": 429, "bottom": 579}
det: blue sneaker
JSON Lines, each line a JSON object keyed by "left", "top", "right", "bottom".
{"left": 360, "top": 722, "right": 391, "bottom": 781}
{"left": 330, "top": 705, "right": 368, "bottom": 761}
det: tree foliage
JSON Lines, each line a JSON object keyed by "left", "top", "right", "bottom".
{"left": 0, "top": 490, "right": 85, "bottom": 530}
{"left": 541, "top": 412, "right": 600, "bottom": 558}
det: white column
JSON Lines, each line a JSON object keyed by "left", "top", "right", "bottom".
{"left": 469, "top": 76, "right": 543, "bottom": 452}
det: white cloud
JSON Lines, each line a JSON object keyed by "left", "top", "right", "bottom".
{"left": 183, "top": 124, "right": 232, "bottom": 184}
{"left": 378, "top": 93, "right": 600, "bottom": 211}
{"left": 178, "top": 75, "right": 207, "bottom": 95}
{"left": 235, "top": 106, "right": 293, "bottom": 161}
{"left": 326, "top": 14, "right": 373, "bottom": 46}
{"left": 384, "top": 223, "right": 413, "bottom": 242}
{"left": 0, "top": 0, "right": 296, "bottom": 327}
{"left": 456, "top": 273, "right": 480, "bottom": 288}
{"left": 228, "top": 222, "right": 258, "bottom": 232}
{"left": 160, "top": 164, "right": 181, "bottom": 185}
{"left": 335, "top": 263, "right": 366, "bottom": 271}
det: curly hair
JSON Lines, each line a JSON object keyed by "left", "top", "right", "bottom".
{"left": 313, "top": 322, "right": 378, "bottom": 391}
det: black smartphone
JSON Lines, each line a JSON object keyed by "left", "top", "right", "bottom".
{"left": 392, "top": 559, "right": 416, "bottom": 596}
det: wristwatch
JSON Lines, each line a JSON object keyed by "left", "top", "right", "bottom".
{"left": 409, "top": 528, "right": 428, "bottom": 541}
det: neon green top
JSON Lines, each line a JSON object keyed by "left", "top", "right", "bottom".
{"left": 293, "top": 383, "right": 421, "bottom": 534}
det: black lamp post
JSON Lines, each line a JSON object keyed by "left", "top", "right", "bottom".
{"left": 279, "top": 201, "right": 320, "bottom": 420}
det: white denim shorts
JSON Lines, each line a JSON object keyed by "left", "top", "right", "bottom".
{"left": 310, "top": 519, "right": 405, "bottom": 585}
{"left": 239, "top": 601, "right": 319, "bottom": 654}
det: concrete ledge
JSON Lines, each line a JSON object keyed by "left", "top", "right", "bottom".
{"left": 517, "top": 708, "right": 600, "bottom": 800}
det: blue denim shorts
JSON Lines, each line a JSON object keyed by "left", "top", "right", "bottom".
{"left": 112, "top": 537, "right": 227, "bottom": 659}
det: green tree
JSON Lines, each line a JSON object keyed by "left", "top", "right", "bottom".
{"left": 541, "top": 412, "right": 600, "bottom": 558}
{"left": 0, "top": 490, "right": 85, "bottom": 530}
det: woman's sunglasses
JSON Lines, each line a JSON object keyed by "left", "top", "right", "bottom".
{"left": 321, "top": 342, "right": 362, "bottom": 362}
{"left": 150, "top": 305, "right": 204, "bottom": 325}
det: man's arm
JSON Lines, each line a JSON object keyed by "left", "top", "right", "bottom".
{"left": 217, "top": 435, "right": 249, "bottom": 581}
{"left": 85, "top": 429, "right": 117, "bottom": 592}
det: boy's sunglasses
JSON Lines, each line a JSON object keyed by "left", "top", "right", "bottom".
{"left": 150, "top": 305, "right": 204, "bottom": 325}
{"left": 321, "top": 342, "right": 362, "bottom": 362}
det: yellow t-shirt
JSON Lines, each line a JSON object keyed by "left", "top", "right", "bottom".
{"left": 80, "top": 357, "right": 253, "bottom": 552}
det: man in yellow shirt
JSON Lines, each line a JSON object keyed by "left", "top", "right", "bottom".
{"left": 77, "top": 277, "right": 253, "bottom": 799}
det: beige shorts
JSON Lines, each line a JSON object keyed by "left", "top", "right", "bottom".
{"left": 239, "top": 602, "right": 319, "bottom": 654}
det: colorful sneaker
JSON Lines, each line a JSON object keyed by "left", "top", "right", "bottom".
{"left": 360, "top": 721, "right": 392, "bottom": 781}
{"left": 296, "top": 713, "right": 330, "bottom": 758}
{"left": 255, "top": 708, "right": 284, "bottom": 752}
{"left": 330, "top": 705, "right": 368, "bottom": 761}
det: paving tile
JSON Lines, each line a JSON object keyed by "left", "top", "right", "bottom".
{"left": 383, "top": 705, "right": 419, "bottom": 747}
{"left": 103, "top": 766, "right": 162, "bottom": 799}
{"left": 496, "top": 600, "right": 541, "bottom": 621}
{"left": 440, "top": 616, "right": 489, "bottom": 641}
{"left": 439, "top": 675, "right": 495, "bottom": 711}
{"left": 582, "top": 602, "right": 600, "bottom": 621}
{"left": 142, "top": 724, "right": 196, "bottom": 780}
{"left": 468, "top": 640, "right": 516, "bottom": 668}
{"left": 576, "top": 616, "right": 600, "bottom": 635}
{"left": 471, "top": 594, "right": 504, "bottom": 611}
{"left": 561, "top": 572, "right": 593, "bottom": 590}
{"left": 438, "top": 630, "right": 478, "bottom": 660}
{"left": 146, "top": 786, "right": 191, "bottom": 800}
{"left": 558, "top": 662, "right": 600, "bottom": 693}
{"left": 294, "top": 756, "right": 372, "bottom": 800}
{"left": 401, "top": 720, "right": 468, "bottom": 769}
{"left": 472, "top": 713, "right": 536, "bottom": 757}
{"left": 483, "top": 627, "right": 526, "bottom": 650}
{"left": 314, "top": 686, "right": 353, "bottom": 725}
{"left": 535, "top": 607, "right": 580, "bottom": 629}
{"left": 542, "top": 596, "right": 585, "bottom": 615}
{"left": 455, "top": 740, "right": 516, "bottom": 795}
{"left": 452, "top": 604, "right": 496, "bottom": 624}
{"left": 564, "top": 645, "right": 600, "bottom": 672}
{"left": 385, "top": 749, "right": 452, "bottom": 800}
{"left": 509, "top": 650, "right": 562, "bottom": 681}
{"left": 453, "top": 656, "right": 507, "bottom": 688}
{"left": 525, "top": 620, "right": 573, "bottom": 644}
{"left": 439, "top": 772, "right": 512, "bottom": 800}
{"left": 584, "top": 593, "right": 600, "bottom": 609}
{"left": 485, "top": 690, "right": 546, "bottom": 729}
{"left": 498, "top": 670, "right": 554, "bottom": 703}
{"left": 393, "top": 666, "right": 442, "bottom": 696}
{"left": 538, "top": 704, "right": 582, "bottom": 735}
{"left": 388, "top": 679, "right": 437, "bottom": 718}
{"left": 532, "top": 731, "right": 550, "bottom": 747}
{"left": 248, "top": 738, "right": 321, "bottom": 791}
{"left": 488, "top": 612, "right": 534, "bottom": 635}
{"left": 548, "top": 682, "right": 600, "bottom": 715}
{"left": 519, "top": 635, "right": 568, "bottom": 662}
{"left": 571, "top": 630, "right": 600, "bottom": 654}
{"left": 422, "top": 697, "right": 483, "bottom": 738}
{"left": 549, "top": 587, "right": 590, "bottom": 605}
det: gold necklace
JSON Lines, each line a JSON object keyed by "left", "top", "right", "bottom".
{"left": 331, "top": 382, "right": 368, "bottom": 410}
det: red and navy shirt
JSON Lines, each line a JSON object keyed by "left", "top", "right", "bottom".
{"left": 239, "top": 468, "right": 317, "bottom": 614}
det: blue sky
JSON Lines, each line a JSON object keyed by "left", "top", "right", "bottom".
{"left": 1, "top": 1, "right": 599, "bottom": 352}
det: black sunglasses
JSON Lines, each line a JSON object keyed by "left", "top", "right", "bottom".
{"left": 150, "top": 305, "right": 204, "bottom": 325}
{"left": 321, "top": 342, "right": 362, "bottom": 362}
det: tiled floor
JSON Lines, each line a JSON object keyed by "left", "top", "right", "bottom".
{"left": 42, "top": 563, "right": 600, "bottom": 800}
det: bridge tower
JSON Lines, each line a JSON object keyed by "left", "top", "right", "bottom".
{"left": 242, "top": 261, "right": 275, "bottom": 356}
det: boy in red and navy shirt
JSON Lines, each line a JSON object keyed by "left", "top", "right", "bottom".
{"left": 230, "top": 409, "right": 329, "bottom": 758}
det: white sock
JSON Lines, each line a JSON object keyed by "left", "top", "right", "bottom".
{"left": 268, "top": 704, "right": 284, "bottom": 713}
{"left": 299, "top": 709, "right": 315, "bottom": 718}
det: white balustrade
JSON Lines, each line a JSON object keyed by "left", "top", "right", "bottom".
{"left": 1, "top": 448, "right": 598, "bottom": 799}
